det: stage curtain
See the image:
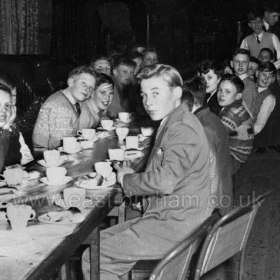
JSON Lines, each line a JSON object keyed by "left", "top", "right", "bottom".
{"left": 0, "top": 0, "right": 38, "bottom": 54}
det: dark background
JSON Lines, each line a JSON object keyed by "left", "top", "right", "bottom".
{"left": 1, "top": 0, "right": 280, "bottom": 115}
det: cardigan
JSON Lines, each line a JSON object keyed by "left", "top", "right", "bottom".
{"left": 32, "top": 91, "right": 79, "bottom": 149}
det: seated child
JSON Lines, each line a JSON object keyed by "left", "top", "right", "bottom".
{"left": 248, "top": 56, "right": 260, "bottom": 81}
{"left": 253, "top": 62, "right": 277, "bottom": 153}
{"left": 217, "top": 74, "right": 254, "bottom": 174}
{"left": 198, "top": 59, "right": 224, "bottom": 115}
{"left": 231, "top": 48, "right": 258, "bottom": 115}
{"left": 253, "top": 62, "right": 276, "bottom": 134}
{"left": 258, "top": 47, "right": 275, "bottom": 63}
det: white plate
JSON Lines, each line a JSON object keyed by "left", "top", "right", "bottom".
{"left": 26, "top": 224, "right": 73, "bottom": 239}
{"left": 37, "top": 158, "right": 66, "bottom": 167}
{"left": 40, "top": 176, "right": 73, "bottom": 186}
{"left": 38, "top": 211, "right": 85, "bottom": 225}
{"left": 75, "top": 173, "right": 116, "bottom": 190}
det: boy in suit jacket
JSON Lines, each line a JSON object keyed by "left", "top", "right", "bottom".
{"left": 82, "top": 64, "right": 212, "bottom": 280}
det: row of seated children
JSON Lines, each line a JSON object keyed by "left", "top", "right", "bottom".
{"left": 198, "top": 48, "right": 279, "bottom": 155}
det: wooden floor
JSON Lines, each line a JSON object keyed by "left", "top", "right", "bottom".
{"left": 204, "top": 148, "right": 280, "bottom": 280}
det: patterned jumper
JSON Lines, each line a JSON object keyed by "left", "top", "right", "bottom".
{"left": 32, "top": 91, "right": 79, "bottom": 149}
{"left": 219, "top": 100, "right": 254, "bottom": 163}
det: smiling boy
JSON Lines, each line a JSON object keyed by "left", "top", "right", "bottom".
{"left": 33, "top": 65, "right": 96, "bottom": 150}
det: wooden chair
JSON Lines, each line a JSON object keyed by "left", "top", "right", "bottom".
{"left": 130, "top": 211, "right": 220, "bottom": 280}
{"left": 193, "top": 190, "right": 273, "bottom": 280}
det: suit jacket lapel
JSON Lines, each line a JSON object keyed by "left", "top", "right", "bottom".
{"left": 146, "top": 124, "right": 168, "bottom": 167}
{"left": 145, "top": 105, "right": 184, "bottom": 168}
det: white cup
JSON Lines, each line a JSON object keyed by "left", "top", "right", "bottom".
{"left": 79, "top": 129, "right": 96, "bottom": 140}
{"left": 118, "top": 112, "right": 131, "bottom": 123}
{"left": 126, "top": 136, "right": 139, "bottom": 150}
{"left": 3, "top": 168, "right": 24, "bottom": 185}
{"left": 63, "top": 187, "right": 86, "bottom": 209}
{"left": 63, "top": 137, "right": 79, "bottom": 153}
{"left": 116, "top": 127, "right": 129, "bottom": 143}
{"left": 108, "top": 149, "right": 124, "bottom": 161}
{"left": 95, "top": 162, "right": 113, "bottom": 178}
{"left": 80, "top": 140, "right": 94, "bottom": 150}
{"left": 44, "top": 150, "right": 60, "bottom": 167}
{"left": 6, "top": 204, "right": 36, "bottom": 231}
{"left": 140, "top": 127, "right": 154, "bottom": 137}
{"left": 46, "top": 167, "right": 67, "bottom": 184}
{"left": 101, "top": 120, "right": 114, "bottom": 131}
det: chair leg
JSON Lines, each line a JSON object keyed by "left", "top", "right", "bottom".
{"left": 238, "top": 249, "right": 246, "bottom": 280}
{"left": 90, "top": 227, "right": 100, "bottom": 280}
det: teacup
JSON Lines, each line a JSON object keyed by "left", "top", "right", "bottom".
{"left": 126, "top": 136, "right": 139, "bottom": 150}
{"left": 78, "top": 129, "right": 96, "bottom": 140}
{"left": 46, "top": 167, "right": 67, "bottom": 184}
{"left": 101, "top": 120, "right": 114, "bottom": 131}
{"left": 118, "top": 112, "right": 131, "bottom": 123}
{"left": 63, "top": 187, "right": 86, "bottom": 209}
{"left": 140, "top": 127, "right": 154, "bottom": 137}
{"left": 80, "top": 140, "right": 94, "bottom": 150}
{"left": 108, "top": 149, "right": 124, "bottom": 161}
{"left": 44, "top": 150, "right": 60, "bottom": 167}
{"left": 6, "top": 204, "right": 36, "bottom": 231}
{"left": 63, "top": 137, "right": 80, "bottom": 153}
{"left": 95, "top": 162, "right": 113, "bottom": 178}
{"left": 116, "top": 127, "right": 129, "bottom": 143}
{"left": 3, "top": 168, "right": 24, "bottom": 185}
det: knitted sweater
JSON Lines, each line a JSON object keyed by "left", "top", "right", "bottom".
{"left": 219, "top": 100, "right": 254, "bottom": 163}
{"left": 32, "top": 91, "right": 79, "bottom": 149}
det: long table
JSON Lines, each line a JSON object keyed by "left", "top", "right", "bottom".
{"left": 0, "top": 134, "right": 124, "bottom": 280}
{"left": 0, "top": 131, "right": 151, "bottom": 280}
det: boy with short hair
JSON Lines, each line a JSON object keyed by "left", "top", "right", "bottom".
{"left": 231, "top": 48, "right": 258, "bottom": 115}
{"left": 217, "top": 74, "right": 254, "bottom": 173}
{"left": 248, "top": 56, "right": 260, "bottom": 81}
{"left": 258, "top": 47, "right": 275, "bottom": 63}
{"left": 240, "top": 9, "right": 280, "bottom": 69}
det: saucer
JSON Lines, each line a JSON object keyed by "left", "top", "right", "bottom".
{"left": 40, "top": 176, "right": 73, "bottom": 186}
{"left": 37, "top": 158, "right": 65, "bottom": 167}
{"left": 58, "top": 146, "right": 81, "bottom": 154}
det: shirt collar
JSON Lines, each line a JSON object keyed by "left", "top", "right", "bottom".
{"left": 256, "top": 32, "right": 264, "bottom": 39}
{"left": 239, "top": 73, "right": 248, "bottom": 81}
{"left": 62, "top": 89, "right": 76, "bottom": 105}
{"left": 263, "top": 20, "right": 270, "bottom": 31}
{"left": 258, "top": 87, "right": 268, "bottom": 93}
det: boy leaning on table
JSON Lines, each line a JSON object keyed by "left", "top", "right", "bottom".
{"left": 82, "top": 64, "right": 213, "bottom": 280}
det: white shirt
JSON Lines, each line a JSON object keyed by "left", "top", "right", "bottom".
{"left": 19, "top": 133, "right": 34, "bottom": 165}
{"left": 240, "top": 31, "right": 280, "bottom": 69}
{"left": 239, "top": 73, "right": 248, "bottom": 81}
{"left": 253, "top": 87, "right": 276, "bottom": 135}
{"left": 263, "top": 21, "right": 270, "bottom": 32}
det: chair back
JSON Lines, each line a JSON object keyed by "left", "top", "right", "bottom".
{"left": 194, "top": 190, "right": 273, "bottom": 279}
{"left": 149, "top": 211, "right": 220, "bottom": 280}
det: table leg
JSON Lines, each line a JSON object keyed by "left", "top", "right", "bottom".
{"left": 90, "top": 227, "right": 100, "bottom": 280}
